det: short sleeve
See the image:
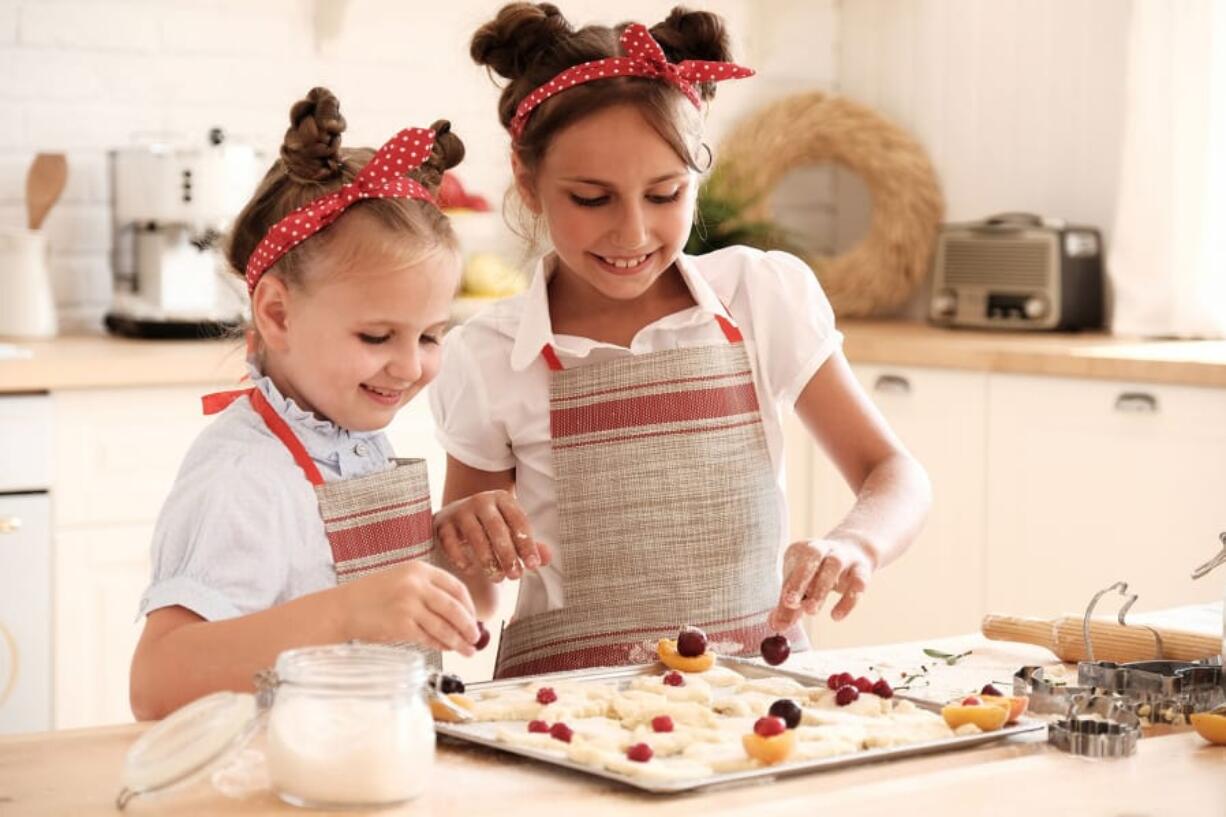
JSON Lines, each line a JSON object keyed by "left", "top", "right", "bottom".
{"left": 749, "top": 251, "right": 843, "bottom": 406}
{"left": 138, "top": 449, "right": 307, "bottom": 621}
{"left": 429, "top": 325, "right": 516, "bottom": 472}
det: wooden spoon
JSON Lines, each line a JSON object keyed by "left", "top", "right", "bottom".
{"left": 25, "top": 153, "right": 68, "bottom": 230}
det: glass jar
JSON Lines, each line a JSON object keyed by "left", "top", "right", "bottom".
{"left": 264, "top": 643, "right": 435, "bottom": 808}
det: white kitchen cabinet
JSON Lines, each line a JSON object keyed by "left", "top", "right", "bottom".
{"left": 985, "top": 374, "right": 1226, "bottom": 619}
{"left": 801, "top": 365, "right": 989, "bottom": 649}
{"left": 52, "top": 386, "right": 209, "bottom": 729}
{"left": 53, "top": 523, "right": 153, "bottom": 729}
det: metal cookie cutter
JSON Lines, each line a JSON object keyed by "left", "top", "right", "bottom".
{"left": 1015, "top": 580, "right": 1225, "bottom": 725}
{"left": 1048, "top": 695, "right": 1141, "bottom": 758}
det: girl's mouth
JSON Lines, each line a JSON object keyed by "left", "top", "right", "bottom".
{"left": 360, "top": 383, "right": 403, "bottom": 406}
{"left": 592, "top": 250, "right": 654, "bottom": 275}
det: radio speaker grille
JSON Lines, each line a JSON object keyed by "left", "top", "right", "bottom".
{"left": 943, "top": 238, "right": 1050, "bottom": 287}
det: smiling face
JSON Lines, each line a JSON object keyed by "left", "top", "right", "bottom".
{"left": 518, "top": 102, "right": 699, "bottom": 304}
{"left": 253, "top": 213, "right": 460, "bottom": 432}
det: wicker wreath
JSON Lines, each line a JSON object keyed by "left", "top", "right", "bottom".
{"left": 707, "top": 92, "right": 943, "bottom": 317}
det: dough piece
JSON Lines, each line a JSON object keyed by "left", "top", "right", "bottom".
{"left": 682, "top": 740, "right": 759, "bottom": 773}
{"left": 711, "top": 690, "right": 777, "bottom": 717}
{"left": 611, "top": 692, "right": 718, "bottom": 728}
{"left": 737, "top": 675, "right": 808, "bottom": 697}
{"left": 569, "top": 742, "right": 715, "bottom": 782}
{"left": 627, "top": 673, "right": 714, "bottom": 704}
{"left": 698, "top": 665, "right": 750, "bottom": 688}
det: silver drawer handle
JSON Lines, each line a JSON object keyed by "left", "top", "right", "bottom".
{"left": 1114, "top": 392, "right": 1158, "bottom": 413}
{"left": 0, "top": 516, "right": 21, "bottom": 534}
{"left": 874, "top": 374, "right": 912, "bottom": 395}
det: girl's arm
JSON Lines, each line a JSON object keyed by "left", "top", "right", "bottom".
{"left": 434, "top": 456, "right": 552, "bottom": 620}
{"left": 130, "top": 560, "right": 479, "bottom": 720}
{"left": 770, "top": 349, "right": 932, "bottom": 631}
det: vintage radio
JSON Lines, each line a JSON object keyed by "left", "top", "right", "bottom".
{"left": 929, "top": 212, "right": 1104, "bottom": 331}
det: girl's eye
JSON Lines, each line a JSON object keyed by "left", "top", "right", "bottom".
{"left": 570, "top": 193, "right": 609, "bottom": 207}
{"left": 421, "top": 333, "right": 440, "bottom": 346}
{"left": 648, "top": 189, "right": 683, "bottom": 204}
{"left": 359, "top": 332, "right": 391, "bottom": 345}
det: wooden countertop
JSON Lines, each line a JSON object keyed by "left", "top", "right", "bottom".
{"left": 2, "top": 634, "right": 1220, "bottom": 816}
{"left": 2, "top": 319, "right": 1225, "bottom": 394}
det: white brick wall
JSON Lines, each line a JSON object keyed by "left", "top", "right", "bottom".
{"left": 0, "top": 0, "right": 837, "bottom": 330}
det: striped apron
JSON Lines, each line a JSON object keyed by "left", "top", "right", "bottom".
{"left": 201, "top": 388, "right": 436, "bottom": 583}
{"left": 494, "top": 313, "right": 808, "bottom": 678}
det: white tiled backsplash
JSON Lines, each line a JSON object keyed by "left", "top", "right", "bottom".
{"left": 0, "top": 0, "right": 837, "bottom": 330}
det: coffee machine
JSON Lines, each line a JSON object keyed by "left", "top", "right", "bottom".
{"left": 105, "top": 128, "right": 262, "bottom": 338}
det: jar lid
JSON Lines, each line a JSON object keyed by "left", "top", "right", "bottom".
{"left": 116, "top": 691, "right": 261, "bottom": 809}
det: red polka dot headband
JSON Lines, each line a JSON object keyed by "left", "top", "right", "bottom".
{"left": 245, "top": 127, "right": 438, "bottom": 293}
{"left": 508, "top": 22, "right": 754, "bottom": 141}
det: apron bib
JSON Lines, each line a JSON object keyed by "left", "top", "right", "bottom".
{"left": 495, "top": 313, "right": 807, "bottom": 678}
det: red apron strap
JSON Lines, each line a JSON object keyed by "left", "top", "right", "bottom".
{"left": 201, "top": 388, "right": 255, "bottom": 416}
{"left": 540, "top": 343, "right": 564, "bottom": 371}
{"left": 714, "top": 312, "right": 743, "bottom": 343}
{"left": 247, "top": 389, "right": 326, "bottom": 486}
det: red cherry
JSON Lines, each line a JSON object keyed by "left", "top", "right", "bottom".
{"left": 651, "top": 715, "right": 674, "bottom": 733}
{"left": 835, "top": 685, "right": 860, "bottom": 706}
{"left": 826, "top": 674, "right": 841, "bottom": 690}
{"left": 527, "top": 720, "right": 549, "bottom": 733}
{"left": 626, "top": 742, "right": 654, "bottom": 762}
{"left": 536, "top": 687, "right": 557, "bottom": 704}
{"left": 663, "top": 671, "right": 685, "bottom": 687}
{"left": 676, "top": 625, "right": 709, "bottom": 658}
{"left": 549, "top": 722, "right": 573, "bottom": 742}
{"left": 981, "top": 683, "right": 1004, "bottom": 697}
{"left": 836, "top": 672, "right": 855, "bottom": 689}
{"left": 871, "top": 679, "right": 894, "bottom": 699}
{"left": 853, "top": 676, "right": 874, "bottom": 693}
{"left": 961, "top": 695, "right": 982, "bottom": 706}
{"left": 753, "top": 715, "right": 787, "bottom": 737}
{"left": 474, "top": 621, "right": 491, "bottom": 651}
{"left": 760, "top": 634, "right": 791, "bottom": 666}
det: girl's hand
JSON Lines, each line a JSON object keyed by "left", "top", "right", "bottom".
{"left": 768, "top": 538, "right": 875, "bottom": 632}
{"left": 340, "top": 561, "right": 480, "bottom": 655}
{"left": 434, "top": 490, "right": 553, "bottom": 582}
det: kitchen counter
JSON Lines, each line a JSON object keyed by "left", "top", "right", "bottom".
{"left": 1, "top": 633, "right": 1220, "bottom": 816}
{"left": 3, "top": 319, "right": 1225, "bottom": 394}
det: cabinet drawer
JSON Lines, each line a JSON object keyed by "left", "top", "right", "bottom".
{"left": 0, "top": 395, "right": 53, "bottom": 492}
{"left": 53, "top": 387, "right": 213, "bottom": 527}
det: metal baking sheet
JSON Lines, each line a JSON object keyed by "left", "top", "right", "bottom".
{"left": 435, "top": 656, "right": 1047, "bottom": 794}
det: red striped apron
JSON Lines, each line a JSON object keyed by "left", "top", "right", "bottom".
{"left": 201, "top": 388, "right": 436, "bottom": 584}
{"left": 494, "top": 313, "right": 808, "bottom": 678}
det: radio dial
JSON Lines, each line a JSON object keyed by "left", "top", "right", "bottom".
{"left": 1023, "top": 296, "right": 1049, "bottom": 319}
{"left": 932, "top": 290, "right": 957, "bottom": 318}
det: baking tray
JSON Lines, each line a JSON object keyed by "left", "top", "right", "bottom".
{"left": 435, "top": 657, "right": 1046, "bottom": 793}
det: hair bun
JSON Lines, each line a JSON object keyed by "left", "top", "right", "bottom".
{"left": 471, "top": 2, "right": 573, "bottom": 81}
{"left": 649, "top": 7, "right": 731, "bottom": 65}
{"left": 412, "top": 119, "right": 466, "bottom": 194}
{"left": 281, "top": 87, "right": 347, "bottom": 184}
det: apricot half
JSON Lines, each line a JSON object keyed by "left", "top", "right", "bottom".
{"left": 980, "top": 694, "right": 1029, "bottom": 724}
{"left": 941, "top": 701, "right": 1009, "bottom": 731}
{"left": 1190, "top": 712, "right": 1226, "bottom": 745}
{"left": 657, "top": 638, "right": 715, "bottom": 672}
{"left": 429, "top": 693, "right": 475, "bottom": 723}
{"left": 742, "top": 729, "right": 798, "bottom": 764}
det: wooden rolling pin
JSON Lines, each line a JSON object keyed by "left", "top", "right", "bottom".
{"left": 981, "top": 614, "right": 1221, "bottom": 663}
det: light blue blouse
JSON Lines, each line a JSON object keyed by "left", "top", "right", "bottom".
{"left": 138, "top": 367, "right": 398, "bottom": 621}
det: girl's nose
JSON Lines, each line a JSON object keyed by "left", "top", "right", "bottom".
{"left": 387, "top": 342, "right": 422, "bottom": 384}
{"left": 611, "top": 202, "right": 648, "bottom": 250}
